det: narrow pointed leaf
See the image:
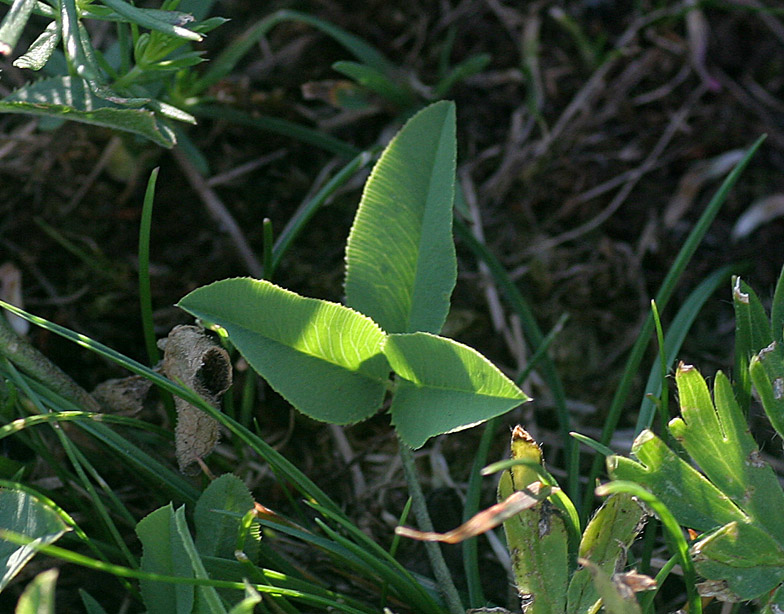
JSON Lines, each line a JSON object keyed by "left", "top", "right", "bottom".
{"left": 331, "top": 61, "right": 414, "bottom": 108}
{"left": 13, "top": 21, "right": 59, "bottom": 70}
{"left": 0, "top": 0, "right": 37, "bottom": 55}
{"left": 97, "top": 0, "right": 202, "bottom": 41}
{"left": 178, "top": 278, "right": 389, "bottom": 425}
{"left": 384, "top": 332, "right": 528, "bottom": 448}
{"left": 345, "top": 100, "right": 457, "bottom": 334}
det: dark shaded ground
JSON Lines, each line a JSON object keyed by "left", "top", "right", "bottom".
{"left": 2, "top": 0, "right": 784, "bottom": 611}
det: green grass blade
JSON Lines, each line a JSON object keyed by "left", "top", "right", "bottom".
{"left": 272, "top": 150, "right": 375, "bottom": 274}
{"left": 331, "top": 60, "right": 414, "bottom": 108}
{"left": 462, "top": 419, "right": 496, "bottom": 607}
{"left": 192, "top": 9, "right": 395, "bottom": 95}
{"left": 635, "top": 265, "right": 734, "bottom": 433}
{"left": 583, "top": 134, "right": 766, "bottom": 518}
{"left": 596, "top": 481, "right": 700, "bottom": 614}
{"left": 452, "top": 216, "right": 578, "bottom": 503}
{"left": 771, "top": 264, "right": 784, "bottom": 344}
{"left": 139, "top": 168, "right": 161, "bottom": 366}
{"left": 193, "top": 105, "right": 359, "bottom": 158}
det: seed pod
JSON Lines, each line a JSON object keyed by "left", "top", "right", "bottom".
{"left": 159, "top": 325, "right": 232, "bottom": 475}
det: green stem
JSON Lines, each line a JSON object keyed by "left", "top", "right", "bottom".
{"left": 0, "top": 313, "right": 100, "bottom": 411}
{"left": 397, "top": 441, "right": 463, "bottom": 614}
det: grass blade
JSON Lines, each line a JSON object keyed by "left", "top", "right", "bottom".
{"left": 582, "top": 134, "right": 766, "bottom": 518}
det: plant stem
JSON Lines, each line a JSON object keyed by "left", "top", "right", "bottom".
{"left": 0, "top": 312, "right": 100, "bottom": 411}
{"left": 397, "top": 441, "right": 464, "bottom": 614}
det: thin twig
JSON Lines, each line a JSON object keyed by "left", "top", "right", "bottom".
{"left": 172, "top": 146, "right": 264, "bottom": 278}
{"left": 398, "top": 441, "right": 464, "bottom": 614}
{"left": 527, "top": 84, "right": 706, "bottom": 255}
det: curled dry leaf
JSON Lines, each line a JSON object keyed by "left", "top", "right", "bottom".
{"left": 159, "top": 325, "right": 232, "bottom": 475}
{"left": 92, "top": 375, "right": 154, "bottom": 415}
{"left": 395, "top": 482, "right": 549, "bottom": 544}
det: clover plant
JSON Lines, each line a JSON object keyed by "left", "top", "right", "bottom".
{"left": 177, "top": 100, "right": 528, "bottom": 449}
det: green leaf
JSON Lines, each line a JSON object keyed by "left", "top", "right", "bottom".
{"left": 771, "top": 264, "right": 784, "bottom": 344}
{"left": 0, "top": 488, "right": 69, "bottom": 591}
{"left": 0, "top": 0, "right": 37, "bottom": 55}
{"left": 227, "top": 583, "right": 262, "bottom": 614}
{"left": 636, "top": 265, "right": 733, "bottom": 433}
{"left": 195, "top": 474, "right": 257, "bottom": 561}
{"left": 14, "top": 568, "right": 58, "bottom": 614}
{"left": 0, "top": 76, "right": 177, "bottom": 147}
{"left": 751, "top": 344, "right": 784, "bottom": 439}
{"left": 177, "top": 278, "right": 390, "bottom": 425}
{"left": 331, "top": 60, "right": 414, "bottom": 108}
{"left": 137, "top": 504, "right": 194, "bottom": 614}
{"left": 691, "top": 520, "right": 784, "bottom": 600}
{"left": 613, "top": 364, "right": 784, "bottom": 603}
{"left": 607, "top": 430, "right": 745, "bottom": 533}
{"left": 498, "top": 430, "right": 568, "bottom": 614}
{"left": 172, "top": 505, "right": 226, "bottom": 614}
{"left": 733, "top": 275, "right": 774, "bottom": 410}
{"left": 79, "top": 589, "right": 109, "bottom": 614}
{"left": 345, "top": 100, "right": 457, "bottom": 335}
{"left": 669, "top": 366, "right": 784, "bottom": 544}
{"left": 574, "top": 560, "right": 643, "bottom": 614}
{"left": 385, "top": 332, "right": 528, "bottom": 448}
{"left": 433, "top": 53, "right": 492, "bottom": 98}
{"left": 13, "top": 20, "right": 59, "bottom": 70}
{"left": 97, "top": 0, "right": 202, "bottom": 41}
{"left": 566, "top": 494, "right": 647, "bottom": 614}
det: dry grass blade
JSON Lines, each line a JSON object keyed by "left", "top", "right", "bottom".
{"left": 395, "top": 482, "right": 549, "bottom": 544}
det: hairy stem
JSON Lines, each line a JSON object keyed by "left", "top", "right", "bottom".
{"left": 398, "top": 440, "right": 464, "bottom": 614}
{"left": 0, "top": 312, "right": 100, "bottom": 411}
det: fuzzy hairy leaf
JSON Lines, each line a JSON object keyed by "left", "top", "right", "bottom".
{"left": 611, "top": 363, "right": 784, "bottom": 602}
{"left": 345, "top": 100, "right": 457, "bottom": 335}
{"left": 178, "top": 278, "right": 390, "bottom": 425}
{"left": 733, "top": 275, "right": 774, "bottom": 411}
{"left": 195, "top": 474, "right": 258, "bottom": 561}
{"left": 385, "top": 332, "right": 528, "bottom": 448}
{"left": 567, "top": 494, "right": 647, "bottom": 614}
{"left": 607, "top": 430, "right": 744, "bottom": 533}
{"left": 136, "top": 504, "right": 194, "bottom": 614}
{"left": 750, "top": 342, "right": 784, "bottom": 440}
{"left": 498, "top": 428, "right": 568, "bottom": 614}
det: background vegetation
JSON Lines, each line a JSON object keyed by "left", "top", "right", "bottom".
{"left": 2, "top": 0, "right": 784, "bottom": 612}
